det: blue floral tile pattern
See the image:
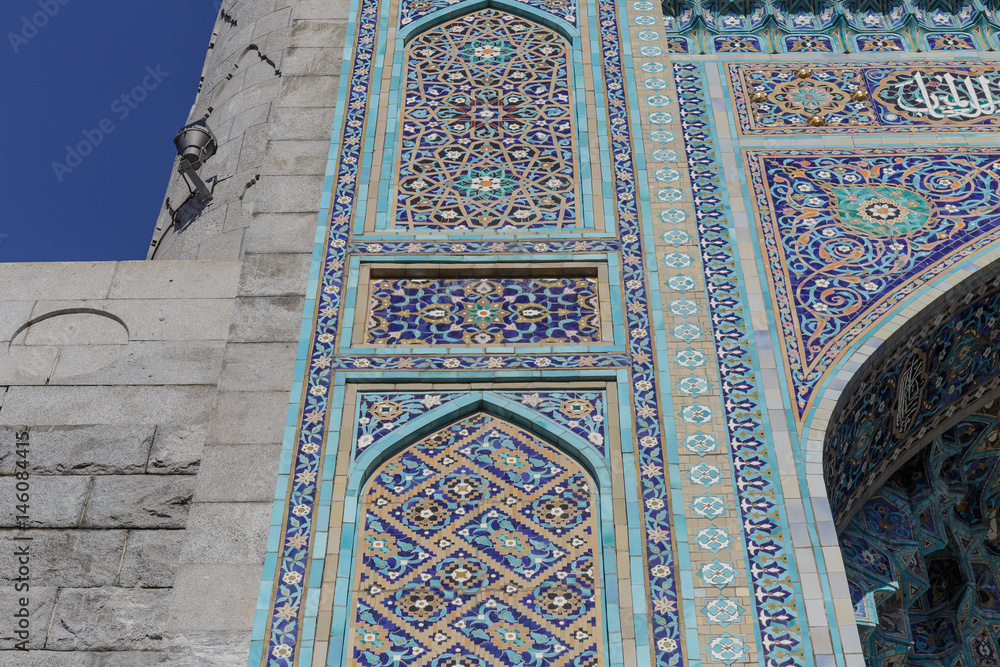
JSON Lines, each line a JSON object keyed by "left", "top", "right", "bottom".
{"left": 347, "top": 413, "right": 602, "bottom": 667}
{"left": 729, "top": 61, "right": 1000, "bottom": 136}
{"left": 354, "top": 391, "right": 608, "bottom": 458}
{"left": 365, "top": 277, "right": 601, "bottom": 346}
{"left": 261, "top": 0, "right": 685, "bottom": 663}
{"left": 346, "top": 239, "right": 621, "bottom": 256}
{"left": 746, "top": 146, "right": 1000, "bottom": 424}
{"left": 399, "top": 0, "right": 578, "bottom": 29}
{"left": 396, "top": 10, "right": 577, "bottom": 230}
{"left": 329, "top": 353, "right": 629, "bottom": 372}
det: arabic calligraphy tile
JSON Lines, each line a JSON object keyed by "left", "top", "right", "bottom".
{"left": 733, "top": 60, "right": 1000, "bottom": 135}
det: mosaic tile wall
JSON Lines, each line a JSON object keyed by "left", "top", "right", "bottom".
{"left": 364, "top": 276, "right": 603, "bottom": 346}
{"left": 252, "top": 0, "right": 1000, "bottom": 665}
{"left": 395, "top": 11, "right": 578, "bottom": 231}
{"left": 839, "top": 400, "right": 1000, "bottom": 665}
{"left": 825, "top": 272, "right": 1000, "bottom": 528}
{"left": 349, "top": 413, "right": 604, "bottom": 667}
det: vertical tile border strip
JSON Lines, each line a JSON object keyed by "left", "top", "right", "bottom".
{"left": 672, "top": 62, "right": 817, "bottom": 667}
{"left": 601, "top": 0, "right": 685, "bottom": 661}
{"left": 252, "top": 0, "right": 382, "bottom": 663}
{"left": 250, "top": 0, "right": 692, "bottom": 662}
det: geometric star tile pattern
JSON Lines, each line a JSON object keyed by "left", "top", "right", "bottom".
{"left": 346, "top": 413, "right": 603, "bottom": 667}
{"left": 396, "top": 10, "right": 577, "bottom": 230}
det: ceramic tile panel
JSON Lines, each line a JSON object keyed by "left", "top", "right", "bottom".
{"left": 252, "top": 0, "right": 1000, "bottom": 664}
{"left": 346, "top": 413, "right": 604, "bottom": 667}
{"left": 395, "top": 11, "right": 578, "bottom": 231}
{"left": 363, "top": 276, "right": 603, "bottom": 346}
{"left": 746, "top": 146, "right": 1000, "bottom": 427}
{"left": 729, "top": 61, "right": 1000, "bottom": 136}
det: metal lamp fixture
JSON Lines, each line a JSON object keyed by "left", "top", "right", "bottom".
{"left": 173, "top": 120, "right": 218, "bottom": 201}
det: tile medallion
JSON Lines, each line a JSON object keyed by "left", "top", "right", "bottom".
{"left": 396, "top": 10, "right": 578, "bottom": 231}
{"left": 364, "top": 277, "right": 602, "bottom": 346}
{"left": 346, "top": 413, "right": 604, "bottom": 667}
{"left": 746, "top": 146, "right": 1000, "bottom": 426}
{"left": 729, "top": 61, "right": 1000, "bottom": 135}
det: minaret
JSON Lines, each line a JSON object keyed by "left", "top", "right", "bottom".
{"left": 148, "top": 0, "right": 341, "bottom": 262}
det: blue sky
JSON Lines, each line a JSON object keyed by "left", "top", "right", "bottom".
{"left": 1, "top": 1, "right": 220, "bottom": 262}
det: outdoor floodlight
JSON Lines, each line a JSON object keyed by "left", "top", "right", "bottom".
{"left": 173, "top": 120, "right": 218, "bottom": 201}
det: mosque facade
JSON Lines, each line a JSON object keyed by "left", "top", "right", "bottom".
{"left": 7, "top": 1, "right": 1000, "bottom": 666}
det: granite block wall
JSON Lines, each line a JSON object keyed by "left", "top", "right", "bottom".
{"left": 0, "top": 260, "right": 238, "bottom": 664}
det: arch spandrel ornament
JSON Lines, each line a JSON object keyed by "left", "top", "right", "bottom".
{"left": 348, "top": 412, "right": 603, "bottom": 667}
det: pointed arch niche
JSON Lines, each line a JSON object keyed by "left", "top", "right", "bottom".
{"left": 355, "top": 1, "right": 608, "bottom": 235}
{"left": 304, "top": 385, "right": 640, "bottom": 667}
{"left": 346, "top": 412, "right": 605, "bottom": 666}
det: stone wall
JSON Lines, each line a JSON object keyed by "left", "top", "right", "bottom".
{"left": 151, "top": 0, "right": 346, "bottom": 262}
{"left": 0, "top": 0, "right": 348, "bottom": 663}
{"left": 0, "top": 260, "right": 239, "bottom": 665}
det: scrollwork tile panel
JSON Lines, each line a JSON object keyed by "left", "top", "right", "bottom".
{"left": 746, "top": 146, "right": 1000, "bottom": 426}
{"left": 364, "top": 277, "right": 602, "bottom": 346}
{"left": 730, "top": 61, "right": 1000, "bottom": 136}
